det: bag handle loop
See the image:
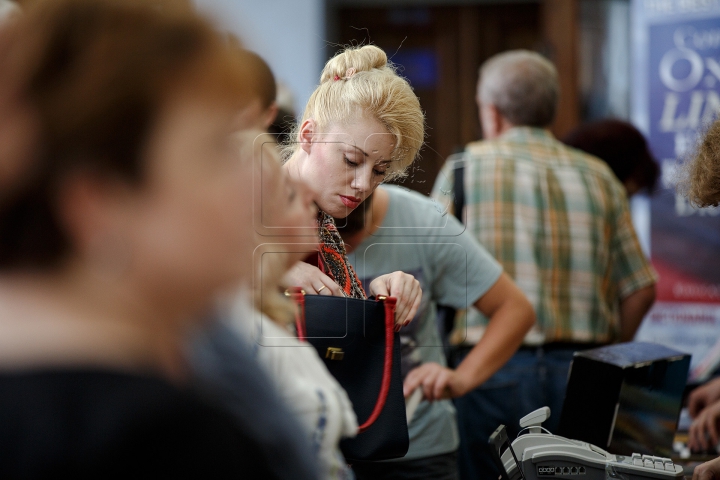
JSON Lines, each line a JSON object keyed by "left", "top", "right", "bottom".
{"left": 285, "top": 287, "right": 396, "bottom": 433}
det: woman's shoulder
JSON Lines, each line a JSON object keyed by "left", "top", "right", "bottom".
{"left": 0, "top": 369, "right": 279, "bottom": 478}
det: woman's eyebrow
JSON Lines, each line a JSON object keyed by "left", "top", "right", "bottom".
{"left": 345, "top": 144, "right": 369, "bottom": 157}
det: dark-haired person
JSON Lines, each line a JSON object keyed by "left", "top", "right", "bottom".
{"left": 563, "top": 119, "right": 660, "bottom": 197}
{"left": 0, "top": 0, "right": 305, "bottom": 477}
{"left": 432, "top": 50, "right": 658, "bottom": 480}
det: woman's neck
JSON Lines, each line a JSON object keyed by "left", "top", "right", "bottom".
{"left": 0, "top": 263, "right": 193, "bottom": 384}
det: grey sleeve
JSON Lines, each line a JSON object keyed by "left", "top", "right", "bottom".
{"left": 428, "top": 214, "right": 503, "bottom": 310}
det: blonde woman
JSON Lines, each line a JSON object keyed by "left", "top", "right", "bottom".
{"left": 283, "top": 45, "right": 425, "bottom": 324}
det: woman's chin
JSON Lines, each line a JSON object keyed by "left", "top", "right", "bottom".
{"left": 318, "top": 202, "right": 352, "bottom": 219}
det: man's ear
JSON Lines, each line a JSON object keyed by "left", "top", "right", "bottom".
{"left": 298, "top": 118, "right": 316, "bottom": 155}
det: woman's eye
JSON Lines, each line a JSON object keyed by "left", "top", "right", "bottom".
{"left": 344, "top": 156, "right": 359, "bottom": 167}
{"left": 373, "top": 169, "right": 387, "bottom": 177}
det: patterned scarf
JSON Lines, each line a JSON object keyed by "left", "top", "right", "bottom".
{"left": 317, "top": 211, "right": 366, "bottom": 299}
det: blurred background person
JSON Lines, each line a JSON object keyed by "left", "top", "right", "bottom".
{"left": 432, "top": 50, "right": 658, "bottom": 480}
{"left": 563, "top": 119, "right": 660, "bottom": 197}
{"left": 0, "top": 0, "right": 297, "bottom": 476}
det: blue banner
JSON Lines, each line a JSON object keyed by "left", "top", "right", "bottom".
{"left": 633, "top": 0, "right": 720, "bottom": 380}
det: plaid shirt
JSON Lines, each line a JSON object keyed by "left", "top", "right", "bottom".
{"left": 432, "top": 127, "right": 658, "bottom": 344}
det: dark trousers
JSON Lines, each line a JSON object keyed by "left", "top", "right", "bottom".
{"left": 352, "top": 451, "right": 459, "bottom": 480}
{"left": 453, "top": 345, "right": 586, "bottom": 480}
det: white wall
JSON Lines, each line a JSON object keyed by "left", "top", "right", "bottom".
{"left": 193, "top": 0, "right": 325, "bottom": 114}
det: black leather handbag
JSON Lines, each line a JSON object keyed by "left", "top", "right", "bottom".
{"left": 286, "top": 287, "right": 409, "bottom": 461}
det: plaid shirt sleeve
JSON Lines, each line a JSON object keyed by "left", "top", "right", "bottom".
{"left": 431, "top": 159, "right": 456, "bottom": 217}
{"left": 608, "top": 180, "right": 659, "bottom": 299}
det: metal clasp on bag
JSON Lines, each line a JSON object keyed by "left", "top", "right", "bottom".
{"left": 284, "top": 288, "right": 306, "bottom": 296}
{"left": 325, "top": 347, "right": 344, "bottom": 361}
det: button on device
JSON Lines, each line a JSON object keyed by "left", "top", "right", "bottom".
{"left": 654, "top": 461, "right": 664, "bottom": 469}
{"left": 632, "top": 453, "right": 643, "bottom": 466}
{"left": 643, "top": 459, "right": 654, "bottom": 468}
{"left": 664, "top": 461, "right": 675, "bottom": 472}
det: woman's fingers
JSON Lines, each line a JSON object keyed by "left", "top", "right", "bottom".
{"left": 312, "top": 274, "right": 343, "bottom": 296}
{"left": 394, "top": 274, "right": 421, "bottom": 326}
{"left": 284, "top": 262, "right": 344, "bottom": 297}
{"left": 368, "top": 271, "right": 422, "bottom": 327}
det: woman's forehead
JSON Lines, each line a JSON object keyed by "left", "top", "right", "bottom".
{"left": 322, "top": 118, "right": 395, "bottom": 154}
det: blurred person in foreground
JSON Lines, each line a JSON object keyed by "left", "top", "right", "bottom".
{"left": 191, "top": 131, "right": 356, "bottom": 480}
{"left": 336, "top": 184, "right": 534, "bottom": 480}
{"left": 563, "top": 119, "right": 660, "bottom": 197}
{"left": 185, "top": 49, "right": 346, "bottom": 479}
{"left": 0, "top": 0, "right": 302, "bottom": 476}
{"left": 676, "top": 119, "right": 720, "bottom": 463}
{"left": 0, "top": 0, "right": 19, "bottom": 26}
{"left": 432, "top": 50, "right": 658, "bottom": 480}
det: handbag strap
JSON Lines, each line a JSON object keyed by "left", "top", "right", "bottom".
{"left": 285, "top": 288, "right": 396, "bottom": 433}
{"left": 357, "top": 295, "right": 395, "bottom": 433}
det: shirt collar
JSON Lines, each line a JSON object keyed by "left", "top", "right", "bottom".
{"left": 499, "top": 126, "right": 555, "bottom": 143}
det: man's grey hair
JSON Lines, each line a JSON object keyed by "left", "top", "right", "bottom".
{"left": 478, "top": 50, "right": 559, "bottom": 128}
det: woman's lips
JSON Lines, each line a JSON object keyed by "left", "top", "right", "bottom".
{"left": 339, "top": 195, "right": 361, "bottom": 209}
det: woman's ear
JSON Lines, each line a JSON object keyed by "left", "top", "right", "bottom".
{"left": 298, "top": 118, "right": 316, "bottom": 155}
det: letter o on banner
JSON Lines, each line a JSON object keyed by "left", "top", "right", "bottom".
{"left": 659, "top": 47, "right": 704, "bottom": 92}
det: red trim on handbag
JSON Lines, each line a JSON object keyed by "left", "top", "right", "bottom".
{"left": 287, "top": 290, "right": 396, "bottom": 433}
{"left": 358, "top": 296, "right": 395, "bottom": 433}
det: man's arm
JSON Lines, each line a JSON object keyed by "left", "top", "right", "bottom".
{"left": 618, "top": 284, "right": 656, "bottom": 342}
{"left": 454, "top": 273, "right": 535, "bottom": 393}
{"left": 403, "top": 273, "right": 535, "bottom": 401}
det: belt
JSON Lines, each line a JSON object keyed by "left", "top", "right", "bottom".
{"left": 455, "top": 341, "right": 605, "bottom": 356}
{"left": 518, "top": 342, "right": 606, "bottom": 353}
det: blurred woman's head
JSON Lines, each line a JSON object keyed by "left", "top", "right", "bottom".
{"left": 0, "top": 0, "right": 254, "bottom": 315}
{"left": 244, "top": 131, "right": 316, "bottom": 324}
{"left": 283, "top": 45, "right": 424, "bottom": 218}
{"left": 563, "top": 119, "right": 659, "bottom": 197}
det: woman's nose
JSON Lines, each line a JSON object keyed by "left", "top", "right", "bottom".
{"left": 351, "top": 166, "right": 373, "bottom": 193}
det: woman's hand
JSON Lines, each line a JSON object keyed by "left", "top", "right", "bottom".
{"left": 283, "top": 261, "right": 344, "bottom": 296}
{"left": 690, "top": 401, "right": 720, "bottom": 452}
{"left": 368, "top": 271, "right": 421, "bottom": 328}
{"left": 690, "top": 378, "right": 720, "bottom": 418}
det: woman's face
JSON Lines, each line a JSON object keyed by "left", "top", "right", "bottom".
{"left": 116, "top": 93, "right": 257, "bottom": 311}
{"left": 295, "top": 115, "right": 396, "bottom": 219}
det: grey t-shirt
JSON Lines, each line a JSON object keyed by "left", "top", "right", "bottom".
{"left": 346, "top": 184, "right": 503, "bottom": 460}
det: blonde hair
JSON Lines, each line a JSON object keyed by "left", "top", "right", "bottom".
{"left": 284, "top": 45, "right": 424, "bottom": 180}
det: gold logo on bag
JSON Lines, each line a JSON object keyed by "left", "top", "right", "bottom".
{"left": 325, "top": 347, "right": 344, "bottom": 361}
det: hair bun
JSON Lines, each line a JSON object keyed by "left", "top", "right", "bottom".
{"left": 320, "top": 45, "right": 388, "bottom": 83}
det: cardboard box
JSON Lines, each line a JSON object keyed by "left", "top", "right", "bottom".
{"left": 557, "top": 342, "right": 690, "bottom": 457}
